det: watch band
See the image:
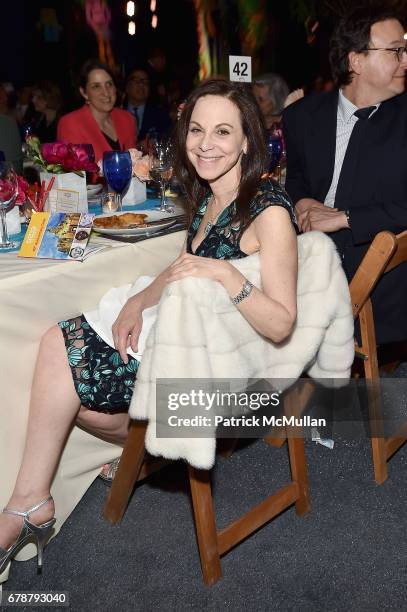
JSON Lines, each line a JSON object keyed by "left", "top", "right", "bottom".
{"left": 231, "top": 279, "right": 254, "bottom": 305}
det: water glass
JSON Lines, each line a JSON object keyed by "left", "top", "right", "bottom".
{"left": 102, "top": 151, "right": 132, "bottom": 211}
{"left": 0, "top": 161, "right": 18, "bottom": 249}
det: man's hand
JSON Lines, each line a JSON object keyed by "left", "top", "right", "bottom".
{"left": 295, "top": 198, "right": 349, "bottom": 233}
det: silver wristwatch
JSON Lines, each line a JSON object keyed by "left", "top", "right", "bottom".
{"left": 231, "top": 280, "right": 254, "bottom": 305}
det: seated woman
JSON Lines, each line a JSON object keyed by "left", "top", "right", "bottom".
{"left": 57, "top": 60, "right": 136, "bottom": 161}
{"left": 31, "top": 81, "right": 62, "bottom": 143}
{"left": 0, "top": 78, "right": 297, "bottom": 583}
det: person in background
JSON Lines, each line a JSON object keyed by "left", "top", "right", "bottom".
{"left": 252, "top": 73, "right": 290, "bottom": 129}
{"left": 253, "top": 73, "right": 303, "bottom": 179}
{"left": 31, "top": 81, "right": 62, "bottom": 143}
{"left": 15, "top": 85, "right": 34, "bottom": 126}
{"left": 0, "top": 83, "right": 17, "bottom": 119}
{"left": 0, "top": 114, "right": 23, "bottom": 173}
{"left": 57, "top": 59, "right": 136, "bottom": 161}
{"left": 147, "top": 47, "right": 172, "bottom": 109}
{"left": 124, "top": 66, "right": 172, "bottom": 147}
{"left": 283, "top": 5, "right": 407, "bottom": 345}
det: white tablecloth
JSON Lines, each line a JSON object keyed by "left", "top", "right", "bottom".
{"left": 0, "top": 231, "right": 185, "bottom": 559}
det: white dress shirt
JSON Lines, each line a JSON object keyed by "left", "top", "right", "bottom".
{"left": 324, "top": 90, "right": 379, "bottom": 208}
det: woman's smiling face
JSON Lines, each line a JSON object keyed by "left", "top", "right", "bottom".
{"left": 186, "top": 95, "right": 247, "bottom": 188}
{"left": 80, "top": 69, "right": 116, "bottom": 113}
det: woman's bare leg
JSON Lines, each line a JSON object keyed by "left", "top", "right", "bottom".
{"left": 76, "top": 408, "right": 130, "bottom": 446}
{"left": 0, "top": 325, "right": 81, "bottom": 549}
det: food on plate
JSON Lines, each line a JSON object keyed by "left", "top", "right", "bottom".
{"left": 93, "top": 213, "right": 148, "bottom": 229}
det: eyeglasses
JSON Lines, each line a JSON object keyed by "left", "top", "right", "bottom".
{"left": 128, "top": 78, "right": 149, "bottom": 85}
{"left": 362, "top": 44, "right": 407, "bottom": 62}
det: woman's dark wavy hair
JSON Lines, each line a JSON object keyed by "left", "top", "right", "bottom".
{"left": 78, "top": 59, "right": 118, "bottom": 91}
{"left": 173, "top": 78, "right": 268, "bottom": 227}
{"left": 329, "top": 6, "right": 403, "bottom": 87}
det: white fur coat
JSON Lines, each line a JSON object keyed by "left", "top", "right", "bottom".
{"left": 128, "top": 231, "right": 355, "bottom": 469}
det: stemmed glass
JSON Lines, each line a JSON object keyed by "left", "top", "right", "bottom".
{"left": 266, "top": 125, "right": 284, "bottom": 181}
{"left": 149, "top": 140, "right": 174, "bottom": 213}
{"left": 0, "top": 162, "right": 18, "bottom": 249}
{"left": 102, "top": 151, "right": 132, "bottom": 211}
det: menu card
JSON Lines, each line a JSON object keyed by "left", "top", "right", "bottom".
{"left": 18, "top": 212, "right": 94, "bottom": 261}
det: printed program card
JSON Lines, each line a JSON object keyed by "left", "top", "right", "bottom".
{"left": 18, "top": 212, "right": 94, "bottom": 261}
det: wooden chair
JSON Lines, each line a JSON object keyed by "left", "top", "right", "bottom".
{"left": 103, "top": 388, "right": 310, "bottom": 585}
{"left": 349, "top": 229, "right": 407, "bottom": 484}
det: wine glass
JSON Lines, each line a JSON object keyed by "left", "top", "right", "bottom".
{"left": 149, "top": 140, "right": 174, "bottom": 213}
{"left": 0, "top": 162, "right": 18, "bottom": 249}
{"left": 102, "top": 151, "right": 132, "bottom": 211}
{"left": 266, "top": 130, "right": 283, "bottom": 178}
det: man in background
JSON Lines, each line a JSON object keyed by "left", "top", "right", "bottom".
{"left": 124, "top": 66, "right": 172, "bottom": 146}
{"left": 283, "top": 6, "right": 407, "bottom": 345}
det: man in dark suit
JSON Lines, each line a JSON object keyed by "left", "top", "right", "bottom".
{"left": 283, "top": 6, "right": 407, "bottom": 345}
{"left": 124, "top": 67, "right": 172, "bottom": 144}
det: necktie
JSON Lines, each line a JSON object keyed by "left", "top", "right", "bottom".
{"left": 130, "top": 106, "right": 139, "bottom": 129}
{"left": 334, "top": 106, "right": 376, "bottom": 209}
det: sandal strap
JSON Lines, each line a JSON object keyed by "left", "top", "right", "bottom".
{"left": 2, "top": 496, "right": 53, "bottom": 519}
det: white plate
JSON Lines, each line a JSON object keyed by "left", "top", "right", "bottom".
{"left": 86, "top": 184, "right": 103, "bottom": 196}
{"left": 93, "top": 210, "right": 176, "bottom": 236}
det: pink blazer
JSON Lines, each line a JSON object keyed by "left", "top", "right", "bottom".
{"left": 57, "top": 105, "right": 137, "bottom": 162}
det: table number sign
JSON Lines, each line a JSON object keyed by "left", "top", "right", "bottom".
{"left": 55, "top": 188, "right": 80, "bottom": 213}
{"left": 229, "top": 56, "right": 252, "bottom": 83}
{"left": 40, "top": 171, "right": 88, "bottom": 212}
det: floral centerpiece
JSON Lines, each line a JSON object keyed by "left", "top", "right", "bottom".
{"left": 26, "top": 137, "right": 99, "bottom": 212}
{"left": 0, "top": 170, "right": 30, "bottom": 235}
{"left": 26, "top": 137, "right": 99, "bottom": 176}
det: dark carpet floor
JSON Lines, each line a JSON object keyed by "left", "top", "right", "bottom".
{"left": 4, "top": 428, "right": 407, "bottom": 612}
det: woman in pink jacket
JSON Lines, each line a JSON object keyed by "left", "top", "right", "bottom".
{"left": 57, "top": 60, "right": 136, "bottom": 162}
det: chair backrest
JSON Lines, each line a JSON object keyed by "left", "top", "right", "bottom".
{"left": 349, "top": 229, "right": 407, "bottom": 378}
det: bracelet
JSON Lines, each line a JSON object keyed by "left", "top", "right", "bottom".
{"left": 231, "top": 279, "right": 254, "bottom": 305}
{"left": 345, "top": 209, "right": 351, "bottom": 229}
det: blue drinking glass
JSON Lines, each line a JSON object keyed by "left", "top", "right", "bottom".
{"left": 266, "top": 134, "right": 283, "bottom": 174}
{"left": 102, "top": 151, "right": 132, "bottom": 211}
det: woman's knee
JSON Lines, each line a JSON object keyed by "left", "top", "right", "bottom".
{"left": 37, "top": 325, "right": 68, "bottom": 370}
{"left": 40, "top": 325, "right": 63, "bottom": 353}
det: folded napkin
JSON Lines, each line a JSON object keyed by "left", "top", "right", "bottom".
{"left": 83, "top": 275, "right": 156, "bottom": 360}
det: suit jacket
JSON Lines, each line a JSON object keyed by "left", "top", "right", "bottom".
{"left": 57, "top": 105, "right": 137, "bottom": 162}
{"left": 0, "top": 114, "right": 22, "bottom": 173}
{"left": 283, "top": 89, "right": 407, "bottom": 344}
{"left": 125, "top": 101, "right": 171, "bottom": 141}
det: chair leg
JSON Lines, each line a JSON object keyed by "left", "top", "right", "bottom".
{"left": 287, "top": 435, "right": 310, "bottom": 516}
{"left": 264, "top": 427, "right": 287, "bottom": 447}
{"left": 103, "top": 420, "right": 147, "bottom": 524}
{"left": 371, "top": 438, "right": 388, "bottom": 485}
{"left": 188, "top": 466, "right": 222, "bottom": 586}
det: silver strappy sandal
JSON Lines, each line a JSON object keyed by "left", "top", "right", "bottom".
{"left": 0, "top": 496, "right": 56, "bottom": 586}
{"left": 98, "top": 457, "right": 121, "bottom": 485}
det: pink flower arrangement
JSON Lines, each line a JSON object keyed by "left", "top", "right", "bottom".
{"left": 0, "top": 175, "right": 29, "bottom": 206}
{"left": 16, "top": 176, "right": 29, "bottom": 205}
{"left": 26, "top": 137, "right": 99, "bottom": 176}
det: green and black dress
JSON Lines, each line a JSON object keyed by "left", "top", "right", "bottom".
{"left": 59, "top": 178, "right": 296, "bottom": 413}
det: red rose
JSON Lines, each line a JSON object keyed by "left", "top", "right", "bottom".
{"left": 15, "top": 176, "right": 29, "bottom": 205}
{"left": 41, "top": 142, "right": 69, "bottom": 164}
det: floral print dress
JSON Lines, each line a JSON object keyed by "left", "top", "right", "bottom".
{"left": 186, "top": 177, "right": 296, "bottom": 258}
{"left": 59, "top": 177, "right": 296, "bottom": 413}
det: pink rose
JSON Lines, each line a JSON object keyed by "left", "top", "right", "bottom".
{"left": 0, "top": 179, "right": 15, "bottom": 202}
{"left": 15, "top": 176, "right": 29, "bottom": 205}
{"left": 41, "top": 142, "right": 69, "bottom": 164}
